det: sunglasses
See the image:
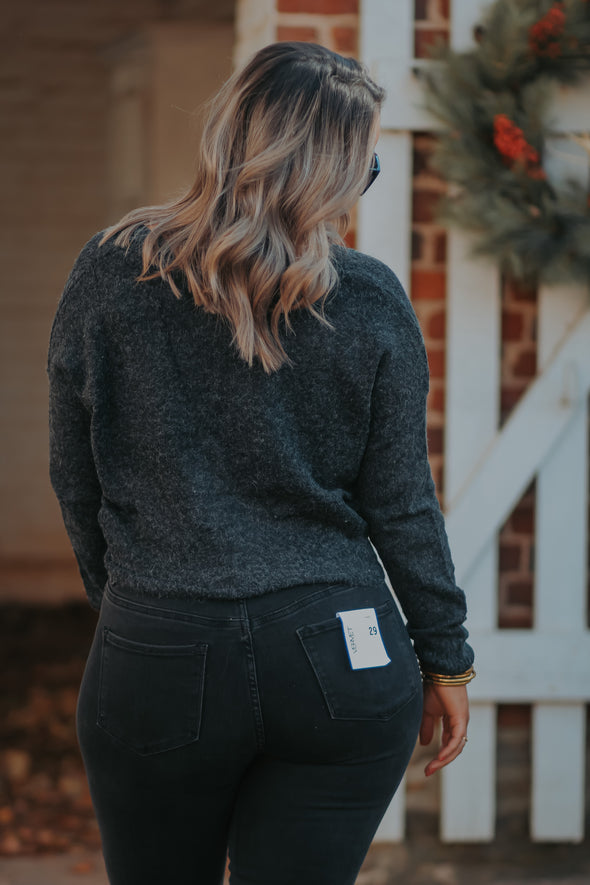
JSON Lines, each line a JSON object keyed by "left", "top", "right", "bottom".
{"left": 361, "top": 152, "right": 380, "bottom": 195}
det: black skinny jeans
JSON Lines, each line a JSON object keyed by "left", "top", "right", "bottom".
{"left": 76, "top": 578, "right": 423, "bottom": 885}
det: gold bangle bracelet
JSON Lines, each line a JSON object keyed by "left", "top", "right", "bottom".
{"left": 423, "top": 666, "right": 474, "bottom": 679}
{"left": 421, "top": 666, "right": 476, "bottom": 686}
{"left": 424, "top": 675, "right": 475, "bottom": 686}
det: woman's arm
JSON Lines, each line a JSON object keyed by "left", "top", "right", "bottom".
{"left": 353, "top": 288, "right": 474, "bottom": 772}
{"left": 47, "top": 241, "right": 108, "bottom": 612}
{"left": 353, "top": 286, "right": 474, "bottom": 676}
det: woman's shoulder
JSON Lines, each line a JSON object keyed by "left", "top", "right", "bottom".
{"left": 91, "top": 224, "right": 149, "bottom": 276}
{"left": 52, "top": 225, "right": 151, "bottom": 341}
{"left": 331, "top": 243, "right": 403, "bottom": 291}
{"left": 63, "top": 224, "right": 146, "bottom": 287}
{"left": 330, "top": 244, "right": 421, "bottom": 336}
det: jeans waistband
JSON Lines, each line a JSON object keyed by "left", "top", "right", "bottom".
{"left": 105, "top": 578, "right": 385, "bottom": 623}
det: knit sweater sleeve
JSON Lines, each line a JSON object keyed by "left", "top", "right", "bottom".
{"left": 46, "top": 237, "right": 107, "bottom": 612}
{"left": 353, "top": 279, "right": 474, "bottom": 675}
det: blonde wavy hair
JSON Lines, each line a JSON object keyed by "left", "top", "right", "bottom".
{"left": 99, "top": 42, "right": 385, "bottom": 372}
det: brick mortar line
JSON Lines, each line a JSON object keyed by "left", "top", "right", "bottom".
{"left": 276, "top": 13, "right": 358, "bottom": 27}
{"left": 275, "top": 14, "right": 359, "bottom": 50}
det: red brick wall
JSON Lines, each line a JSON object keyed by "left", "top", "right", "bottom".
{"left": 411, "top": 134, "right": 448, "bottom": 500}
{"left": 411, "top": 5, "right": 452, "bottom": 506}
{"left": 414, "top": 0, "right": 450, "bottom": 57}
{"left": 276, "top": 0, "right": 358, "bottom": 56}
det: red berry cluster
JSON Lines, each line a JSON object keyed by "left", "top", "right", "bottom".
{"left": 528, "top": 1, "right": 566, "bottom": 57}
{"left": 493, "top": 114, "right": 546, "bottom": 179}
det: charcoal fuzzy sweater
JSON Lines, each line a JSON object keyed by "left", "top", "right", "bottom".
{"left": 47, "top": 226, "right": 474, "bottom": 674}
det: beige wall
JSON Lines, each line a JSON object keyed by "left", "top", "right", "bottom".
{"left": 1, "top": 1, "right": 234, "bottom": 603}
{"left": 106, "top": 22, "right": 234, "bottom": 216}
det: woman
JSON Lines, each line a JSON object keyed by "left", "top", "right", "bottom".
{"left": 47, "top": 42, "right": 474, "bottom": 885}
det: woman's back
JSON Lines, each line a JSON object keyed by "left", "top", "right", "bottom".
{"left": 49, "top": 224, "right": 450, "bottom": 613}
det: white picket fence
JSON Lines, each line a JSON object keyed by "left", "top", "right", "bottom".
{"left": 359, "top": 0, "right": 590, "bottom": 843}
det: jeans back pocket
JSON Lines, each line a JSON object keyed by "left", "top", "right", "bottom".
{"left": 97, "top": 627, "right": 207, "bottom": 755}
{"left": 296, "top": 602, "right": 420, "bottom": 721}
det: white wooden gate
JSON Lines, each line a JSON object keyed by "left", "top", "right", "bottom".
{"left": 359, "top": 0, "right": 590, "bottom": 843}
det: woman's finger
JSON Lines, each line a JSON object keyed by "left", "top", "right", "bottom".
{"left": 438, "top": 718, "right": 468, "bottom": 759}
{"left": 424, "top": 723, "right": 469, "bottom": 776}
{"left": 419, "top": 712, "right": 435, "bottom": 746}
{"left": 424, "top": 741, "right": 466, "bottom": 776}
{"left": 438, "top": 731, "right": 467, "bottom": 761}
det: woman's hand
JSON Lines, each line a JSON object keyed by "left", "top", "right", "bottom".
{"left": 419, "top": 683, "right": 470, "bottom": 777}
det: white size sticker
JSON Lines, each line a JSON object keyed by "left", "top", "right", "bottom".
{"left": 336, "top": 608, "right": 391, "bottom": 670}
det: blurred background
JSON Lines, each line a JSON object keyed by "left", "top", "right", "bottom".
{"left": 0, "top": 0, "right": 588, "bottom": 882}
{"left": 1, "top": 0, "right": 234, "bottom": 603}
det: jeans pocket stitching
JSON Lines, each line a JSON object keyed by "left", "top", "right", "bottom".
{"left": 97, "top": 627, "right": 208, "bottom": 755}
{"left": 296, "top": 605, "right": 418, "bottom": 722}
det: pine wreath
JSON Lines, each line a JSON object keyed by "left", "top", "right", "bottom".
{"left": 421, "top": 0, "right": 590, "bottom": 284}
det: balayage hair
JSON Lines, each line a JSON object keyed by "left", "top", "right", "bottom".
{"left": 99, "top": 42, "right": 386, "bottom": 373}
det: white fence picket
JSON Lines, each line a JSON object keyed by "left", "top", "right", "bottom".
{"left": 450, "top": 0, "right": 490, "bottom": 51}
{"left": 441, "top": 233, "right": 500, "bottom": 841}
{"left": 373, "top": 788, "right": 406, "bottom": 845}
{"left": 533, "top": 137, "right": 589, "bottom": 841}
{"left": 445, "top": 311, "right": 590, "bottom": 583}
{"left": 359, "top": 0, "right": 411, "bottom": 66}
{"left": 361, "top": 0, "right": 416, "bottom": 843}
{"left": 457, "top": 632, "right": 590, "bottom": 702}
{"left": 441, "top": 704, "right": 497, "bottom": 842}
{"left": 357, "top": 132, "right": 412, "bottom": 291}
{"left": 445, "top": 234, "right": 501, "bottom": 515}
{"left": 532, "top": 705, "right": 587, "bottom": 842}
{"left": 359, "top": 0, "right": 590, "bottom": 846}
